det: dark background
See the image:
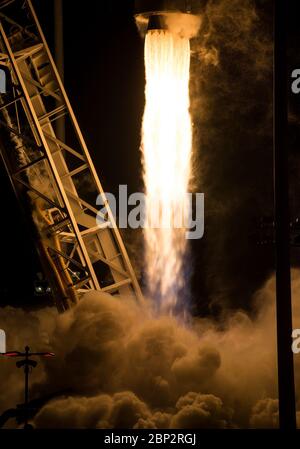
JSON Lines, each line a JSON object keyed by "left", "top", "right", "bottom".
{"left": 0, "top": 0, "right": 300, "bottom": 314}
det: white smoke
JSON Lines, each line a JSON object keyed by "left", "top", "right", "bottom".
{"left": 1, "top": 271, "right": 299, "bottom": 428}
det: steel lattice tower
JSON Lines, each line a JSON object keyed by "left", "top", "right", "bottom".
{"left": 0, "top": 0, "right": 143, "bottom": 311}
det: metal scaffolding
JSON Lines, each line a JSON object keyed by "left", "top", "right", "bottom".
{"left": 0, "top": 0, "right": 143, "bottom": 311}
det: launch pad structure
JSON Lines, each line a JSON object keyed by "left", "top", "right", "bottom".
{"left": 0, "top": 0, "right": 143, "bottom": 311}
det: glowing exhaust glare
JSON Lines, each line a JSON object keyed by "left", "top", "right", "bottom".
{"left": 141, "top": 29, "right": 192, "bottom": 310}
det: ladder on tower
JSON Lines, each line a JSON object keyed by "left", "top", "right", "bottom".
{"left": 0, "top": 0, "right": 144, "bottom": 311}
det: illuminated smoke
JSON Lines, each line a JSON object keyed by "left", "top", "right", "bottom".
{"left": 0, "top": 271, "right": 300, "bottom": 428}
{"left": 141, "top": 29, "right": 192, "bottom": 311}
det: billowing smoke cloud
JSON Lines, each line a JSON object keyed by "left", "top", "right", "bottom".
{"left": 250, "top": 398, "right": 300, "bottom": 429}
{"left": 1, "top": 270, "right": 299, "bottom": 428}
{"left": 165, "top": 12, "right": 202, "bottom": 39}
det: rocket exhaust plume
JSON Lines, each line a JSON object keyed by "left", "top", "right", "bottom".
{"left": 141, "top": 25, "right": 192, "bottom": 311}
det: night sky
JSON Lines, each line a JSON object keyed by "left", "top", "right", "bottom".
{"left": 1, "top": 0, "right": 300, "bottom": 315}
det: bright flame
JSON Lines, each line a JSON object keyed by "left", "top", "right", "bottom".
{"left": 141, "top": 29, "right": 192, "bottom": 311}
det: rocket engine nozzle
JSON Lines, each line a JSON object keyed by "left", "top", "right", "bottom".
{"left": 147, "top": 14, "right": 167, "bottom": 31}
{"left": 134, "top": 0, "right": 204, "bottom": 38}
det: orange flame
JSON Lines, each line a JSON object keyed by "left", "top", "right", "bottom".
{"left": 141, "top": 29, "right": 192, "bottom": 311}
